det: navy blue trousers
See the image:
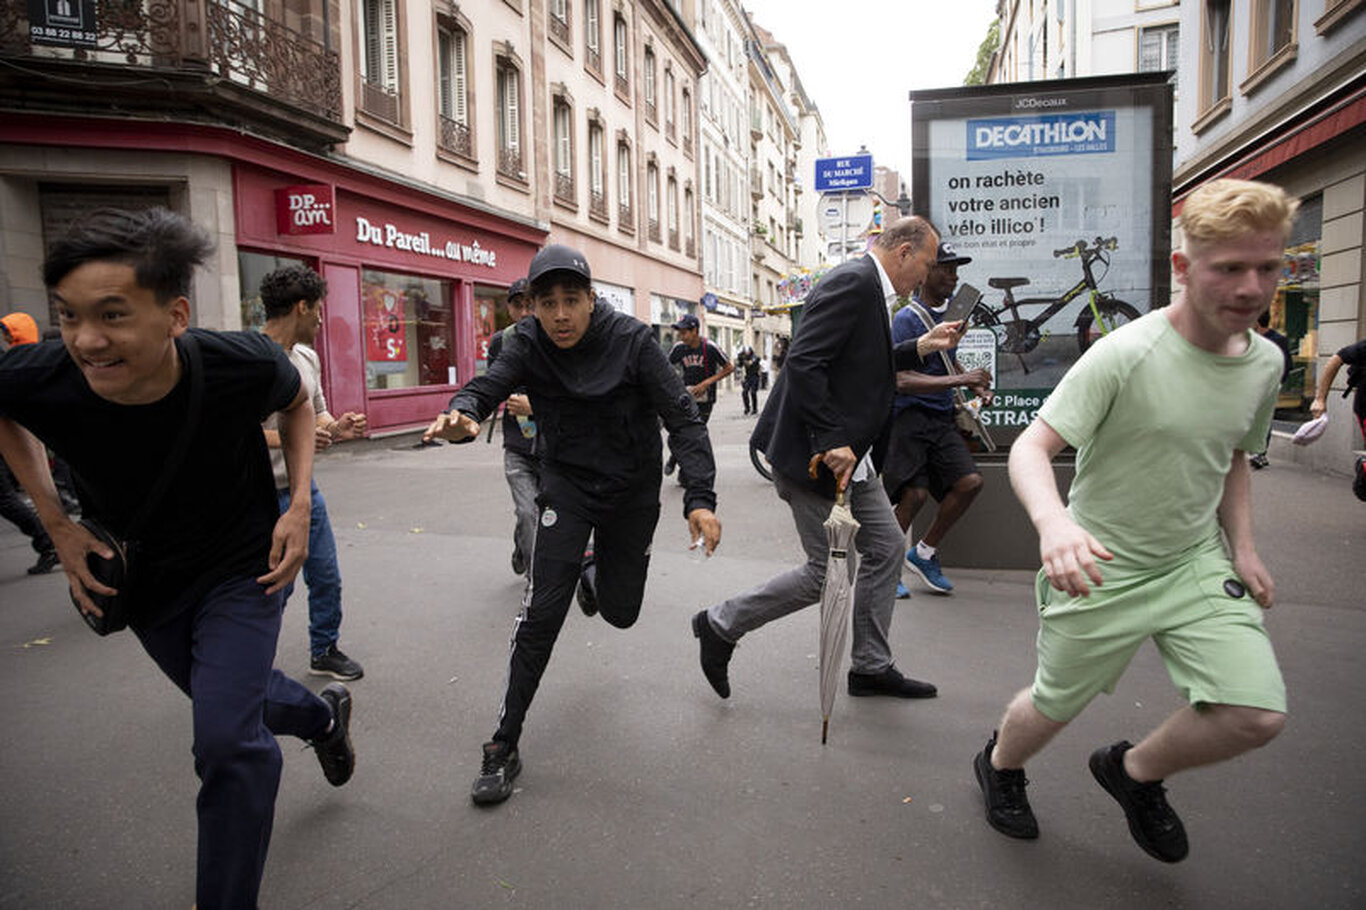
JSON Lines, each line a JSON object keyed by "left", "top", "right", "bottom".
{"left": 134, "top": 575, "right": 331, "bottom": 910}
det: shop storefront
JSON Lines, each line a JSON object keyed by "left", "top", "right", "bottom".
{"left": 234, "top": 165, "right": 544, "bottom": 433}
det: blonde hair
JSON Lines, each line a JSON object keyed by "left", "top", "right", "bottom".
{"left": 1179, "top": 178, "right": 1298, "bottom": 248}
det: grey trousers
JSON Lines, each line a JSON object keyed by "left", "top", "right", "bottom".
{"left": 504, "top": 448, "right": 541, "bottom": 571}
{"left": 707, "top": 470, "right": 903, "bottom": 673}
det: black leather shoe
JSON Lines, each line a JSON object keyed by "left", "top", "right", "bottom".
{"left": 692, "top": 610, "right": 734, "bottom": 698}
{"left": 27, "top": 549, "right": 59, "bottom": 575}
{"left": 847, "top": 666, "right": 937, "bottom": 698}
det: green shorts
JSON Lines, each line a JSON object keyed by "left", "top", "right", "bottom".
{"left": 1030, "top": 539, "right": 1287, "bottom": 723}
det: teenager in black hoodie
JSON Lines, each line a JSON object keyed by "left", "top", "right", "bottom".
{"left": 425, "top": 244, "right": 721, "bottom": 806}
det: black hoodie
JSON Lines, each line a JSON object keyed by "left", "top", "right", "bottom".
{"left": 449, "top": 304, "right": 717, "bottom": 516}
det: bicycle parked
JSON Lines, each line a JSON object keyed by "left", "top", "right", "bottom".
{"left": 969, "top": 236, "right": 1141, "bottom": 374}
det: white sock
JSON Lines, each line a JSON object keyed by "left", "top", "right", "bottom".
{"left": 916, "top": 540, "right": 937, "bottom": 560}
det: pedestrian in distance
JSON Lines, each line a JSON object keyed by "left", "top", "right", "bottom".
{"left": 973, "top": 178, "right": 1296, "bottom": 864}
{"left": 485, "top": 277, "right": 542, "bottom": 579}
{"left": 1308, "top": 333, "right": 1366, "bottom": 500}
{"left": 260, "top": 264, "right": 367, "bottom": 681}
{"left": 0, "top": 208, "right": 354, "bottom": 909}
{"left": 424, "top": 243, "right": 720, "bottom": 807}
{"left": 663, "top": 312, "right": 732, "bottom": 481}
{"left": 1248, "top": 310, "right": 1292, "bottom": 469}
{"left": 0, "top": 311, "right": 60, "bottom": 575}
{"left": 883, "top": 242, "right": 992, "bottom": 598}
{"left": 737, "top": 344, "right": 763, "bottom": 415}
{"left": 691, "top": 216, "right": 952, "bottom": 705}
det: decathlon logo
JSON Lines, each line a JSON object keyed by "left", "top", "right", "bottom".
{"left": 966, "top": 112, "right": 1116, "bottom": 161}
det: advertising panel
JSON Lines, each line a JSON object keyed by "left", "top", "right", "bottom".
{"left": 911, "top": 74, "right": 1173, "bottom": 444}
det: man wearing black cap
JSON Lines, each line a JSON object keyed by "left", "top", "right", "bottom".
{"left": 424, "top": 243, "right": 721, "bottom": 806}
{"left": 664, "top": 313, "right": 732, "bottom": 479}
{"left": 884, "top": 241, "right": 993, "bottom": 597}
{"left": 485, "top": 278, "right": 540, "bottom": 577}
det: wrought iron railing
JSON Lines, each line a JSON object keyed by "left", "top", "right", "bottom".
{"left": 0, "top": 0, "right": 342, "bottom": 123}
{"left": 686, "top": 237, "right": 695, "bottom": 258}
{"left": 682, "top": 134, "right": 692, "bottom": 156}
{"left": 668, "top": 228, "right": 679, "bottom": 250}
{"left": 648, "top": 219, "right": 661, "bottom": 243}
{"left": 614, "top": 72, "right": 628, "bottom": 96}
{"left": 554, "top": 172, "right": 575, "bottom": 202}
{"left": 589, "top": 189, "right": 608, "bottom": 220}
{"left": 498, "top": 146, "right": 524, "bottom": 179}
{"left": 361, "top": 77, "right": 399, "bottom": 124}
{"left": 439, "top": 114, "right": 472, "bottom": 158}
{"left": 549, "top": 13, "right": 569, "bottom": 45}
{"left": 618, "top": 203, "right": 633, "bottom": 229}
{"left": 586, "top": 47, "right": 600, "bottom": 72}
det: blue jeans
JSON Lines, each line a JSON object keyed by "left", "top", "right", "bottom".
{"left": 135, "top": 575, "right": 331, "bottom": 910}
{"left": 277, "top": 480, "right": 343, "bottom": 658}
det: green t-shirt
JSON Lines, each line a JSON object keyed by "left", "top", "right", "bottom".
{"left": 1038, "top": 310, "right": 1281, "bottom": 572}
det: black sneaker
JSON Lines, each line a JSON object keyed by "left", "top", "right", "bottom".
{"left": 1249, "top": 453, "right": 1269, "bottom": 470}
{"left": 973, "top": 732, "right": 1039, "bottom": 839}
{"left": 1354, "top": 456, "right": 1366, "bottom": 503}
{"left": 576, "top": 557, "right": 598, "bottom": 617}
{"left": 471, "top": 740, "right": 521, "bottom": 806}
{"left": 311, "top": 683, "right": 354, "bottom": 787}
{"left": 1089, "top": 740, "right": 1188, "bottom": 863}
{"left": 310, "top": 645, "right": 364, "bottom": 681}
{"left": 691, "top": 610, "right": 734, "bottom": 698}
{"left": 27, "top": 549, "right": 59, "bottom": 575}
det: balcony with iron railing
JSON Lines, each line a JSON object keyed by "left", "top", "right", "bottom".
{"left": 0, "top": 0, "right": 347, "bottom": 149}
{"left": 618, "top": 203, "right": 634, "bottom": 233}
{"left": 554, "top": 172, "right": 576, "bottom": 206}
{"left": 548, "top": 13, "right": 570, "bottom": 47}
{"left": 589, "top": 189, "right": 609, "bottom": 222}
{"left": 668, "top": 227, "right": 679, "bottom": 250}
{"left": 498, "top": 146, "right": 525, "bottom": 181}
{"left": 682, "top": 133, "right": 692, "bottom": 156}
{"left": 686, "top": 237, "right": 695, "bottom": 258}
{"left": 648, "top": 218, "right": 661, "bottom": 243}
{"left": 438, "top": 115, "right": 472, "bottom": 159}
{"left": 361, "top": 76, "right": 399, "bottom": 125}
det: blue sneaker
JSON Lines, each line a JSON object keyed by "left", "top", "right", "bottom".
{"left": 895, "top": 581, "right": 911, "bottom": 599}
{"left": 906, "top": 548, "right": 953, "bottom": 593}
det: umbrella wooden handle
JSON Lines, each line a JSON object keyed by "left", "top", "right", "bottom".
{"left": 808, "top": 453, "right": 847, "bottom": 506}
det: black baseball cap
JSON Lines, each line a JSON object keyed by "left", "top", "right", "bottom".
{"left": 507, "top": 277, "right": 529, "bottom": 302}
{"left": 672, "top": 313, "right": 700, "bottom": 331}
{"left": 936, "top": 242, "right": 972, "bottom": 266}
{"left": 527, "top": 243, "right": 591, "bottom": 286}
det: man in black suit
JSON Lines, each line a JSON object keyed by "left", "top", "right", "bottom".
{"left": 691, "top": 217, "right": 948, "bottom": 700}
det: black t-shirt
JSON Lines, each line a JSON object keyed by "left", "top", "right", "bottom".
{"left": 668, "top": 339, "right": 730, "bottom": 404}
{"left": 1338, "top": 339, "right": 1366, "bottom": 419}
{"left": 738, "top": 350, "right": 761, "bottom": 381}
{"left": 0, "top": 329, "right": 300, "bottom": 627}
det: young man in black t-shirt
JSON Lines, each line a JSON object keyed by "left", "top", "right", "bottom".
{"left": 664, "top": 313, "right": 732, "bottom": 478}
{"left": 0, "top": 208, "right": 355, "bottom": 909}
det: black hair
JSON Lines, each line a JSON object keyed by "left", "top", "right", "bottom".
{"left": 259, "top": 264, "right": 328, "bottom": 320}
{"left": 529, "top": 270, "right": 592, "bottom": 300}
{"left": 42, "top": 207, "right": 214, "bottom": 303}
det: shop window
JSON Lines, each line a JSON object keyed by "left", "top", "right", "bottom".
{"left": 1272, "top": 193, "right": 1323, "bottom": 422}
{"left": 238, "top": 250, "right": 310, "bottom": 331}
{"left": 362, "top": 269, "right": 454, "bottom": 391}
{"left": 474, "top": 283, "right": 526, "bottom": 375}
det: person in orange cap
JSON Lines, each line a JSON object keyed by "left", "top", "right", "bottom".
{"left": 1, "top": 311, "right": 60, "bottom": 573}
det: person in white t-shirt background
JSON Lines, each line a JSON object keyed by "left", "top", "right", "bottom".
{"left": 261, "top": 265, "right": 367, "bottom": 681}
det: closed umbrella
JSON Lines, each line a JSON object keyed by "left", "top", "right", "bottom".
{"left": 815, "top": 484, "right": 860, "bottom": 744}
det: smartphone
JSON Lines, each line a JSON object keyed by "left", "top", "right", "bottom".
{"left": 941, "top": 283, "right": 983, "bottom": 325}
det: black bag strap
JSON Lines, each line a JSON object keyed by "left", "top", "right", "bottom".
{"left": 123, "top": 333, "right": 205, "bottom": 541}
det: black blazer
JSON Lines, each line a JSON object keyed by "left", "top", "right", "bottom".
{"left": 752, "top": 254, "right": 902, "bottom": 499}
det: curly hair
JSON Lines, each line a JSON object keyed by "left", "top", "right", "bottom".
{"left": 42, "top": 207, "right": 214, "bottom": 303}
{"left": 259, "top": 264, "right": 328, "bottom": 320}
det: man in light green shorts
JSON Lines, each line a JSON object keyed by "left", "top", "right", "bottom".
{"left": 973, "top": 178, "right": 1296, "bottom": 864}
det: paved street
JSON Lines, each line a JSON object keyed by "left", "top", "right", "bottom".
{"left": 1, "top": 391, "right": 1363, "bottom": 909}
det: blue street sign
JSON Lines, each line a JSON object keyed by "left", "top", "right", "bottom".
{"left": 813, "top": 154, "right": 874, "bottom": 192}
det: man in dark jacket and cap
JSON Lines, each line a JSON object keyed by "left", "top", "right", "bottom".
{"left": 425, "top": 243, "right": 721, "bottom": 806}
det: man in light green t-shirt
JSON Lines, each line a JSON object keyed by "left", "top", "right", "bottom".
{"left": 973, "top": 178, "right": 1297, "bottom": 865}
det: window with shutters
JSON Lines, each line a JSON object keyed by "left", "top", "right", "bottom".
{"left": 617, "top": 139, "right": 633, "bottom": 233}
{"left": 584, "top": 0, "right": 602, "bottom": 75}
{"left": 644, "top": 47, "right": 657, "bottom": 124}
{"left": 1243, "top": 0, "right": 1298, "bottom": 92}
{"left": 588, "top": 120, "right": 608, "bottom": 222}
{"left": 684, "top": 184, "right": 695, "bottom": 258}
{"left": 436, "top": 21, "right": 472, "bottom": 160}
{"left": 497, "top": 57, "right": 525, "bottom": 182}
{"left": 549, "top": 0, "right": 572, "bottom": 53}
{"left": 1196, "top": 0, "right": 1232, "bottom": 126}
{"left": 613, "top": 14, "right": 630, "bottom": 100}
{"left": 1137, "top": 24, "right": 1178, "bottom": 89}
{"left": 663, "top": 67, "right": 676, "bottom": 143}
{"left": 667, "top": 174, "right": 679, "bottom": 250}
{"left": 680, "top": 87, "right": 693, "bottom": 156}
{"left": 647, "top": 160, "right": 660, "bottom": 242}
{"left": 360, "top": 0, "right": 403, "bottom": 126}
{"left": 553, "top": 97, "right": 576, "bottom": 207}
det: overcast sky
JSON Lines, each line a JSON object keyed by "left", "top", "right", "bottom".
{"left": 740, "top": 0, "right": 999, "bottom": 181}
